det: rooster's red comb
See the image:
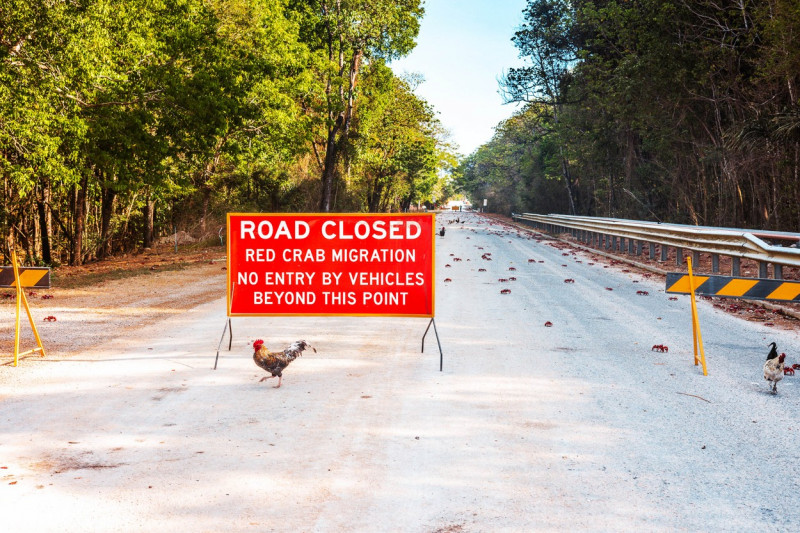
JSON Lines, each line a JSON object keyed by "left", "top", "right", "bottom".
{"left": 253, "top": 339, "right": 265, "bottom": 349}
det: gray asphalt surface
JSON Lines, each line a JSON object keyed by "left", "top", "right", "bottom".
{"left": 1, "top": 210, "right": 799, "bottom": 532}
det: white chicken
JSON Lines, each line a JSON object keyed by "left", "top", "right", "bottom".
{"left": 763, "top": 342, "right": 786, "bottom": 394}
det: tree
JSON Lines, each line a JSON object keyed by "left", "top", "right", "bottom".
{"left": 349, "top": 63, "right": 439, "bottom": 212}
{"left": 289, "top": 0, "right": 424, "bottom": 211}
{"left": 501, "top": 0, "right": 579, "bottom": 214}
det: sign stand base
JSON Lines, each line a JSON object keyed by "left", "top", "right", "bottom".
{"left": 8, "top": 251, "right": 47, "bottom": 366}
{"left": 421, "top": 317, "right": 444, "bottom": 371}
{"left": 213, "top": 318, "right": 232, "bottom": 370}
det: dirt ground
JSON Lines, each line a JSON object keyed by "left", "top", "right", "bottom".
{"left": 1, "top": 246, "right": 228, "bottom": 360}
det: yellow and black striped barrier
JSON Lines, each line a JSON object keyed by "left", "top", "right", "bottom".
{"left": 0, "top": 265, "right": 50, "bottom": 288}
{"left": 666, "top": 273, "right": 800, "bottom": 302}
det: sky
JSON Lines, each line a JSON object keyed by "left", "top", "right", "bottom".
{"left": 390, "top": 0, "right": 529, "bottom": 157}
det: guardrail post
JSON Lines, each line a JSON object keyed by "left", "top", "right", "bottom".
{"left": 774, "top": 264, "right": 783, "bottom": 280}
{"left": 660, "top": 245, "right": 668, "bottom": 262}
{"left": 711, "top": 254, "right": 720, "bottom": 273}
{"left": 649, "top": 242, "right": 656, "bottom": 260}
{"left": 675, "top": 247, "right": 683, "bottom": 265}
{"left": 692, "top": 251, "right": 700, "bottom": 269}
{"left": 628, "top": 239, "right": 635, "bottom": 255}
{"left": 758, "top": 261, "right": 768, "bottom": 278}
{"left": 731, "top": 257, "right": 741, "bottom": 276}
{"left": 635, "top": 240, "right": 642, "bottom": 257}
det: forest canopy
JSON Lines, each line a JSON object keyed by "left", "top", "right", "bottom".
{"left": 1, "top": 0, "right": 455, "bottom": 265}
{"left": 457, "top": 0, "right": 800, "bottom": 232}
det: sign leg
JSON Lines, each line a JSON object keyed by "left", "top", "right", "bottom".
{"left": 421, "top": 318, "right": 433, "bottom": 353}
{"left": 213, "top": 318, "right": 232, "bottom": 370}
{"left": 421, "top": 317, "right": 444, "bottom": 372}
{"left": 14, "top": 277, "right": 21, "bottom": 367}
{"left": 432, "top": 318, "right": 443, "bottom": 372}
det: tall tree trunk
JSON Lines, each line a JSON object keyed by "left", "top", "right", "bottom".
{"left": 70, "top": 175, "right": 89, "bottom": 266}
{"left": 143, "top": 195, "right": 155, "bottom": 249}
{"left": 320, "top": 120, "right": 341, "bottom": 212}
{"left": 320, "top": 49, "right": 363, "bottom": 212}
{"left": 99, "top": 185, "right": 116, "bottom": 258}
{"left": 37, "top": 180, "right": 52, "bottom": 264}
{"left": 559, "top": 150, "right": 577, "bottom": 216}
{"left": 367, "top": 179, "right": 382, "bottom": 213}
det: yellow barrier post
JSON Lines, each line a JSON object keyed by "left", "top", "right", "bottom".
{"left": 686, "top": 256, "right": 707, "bottom": 375}
{"left": 11, "top": 251, "right": 46, "bottom": 366}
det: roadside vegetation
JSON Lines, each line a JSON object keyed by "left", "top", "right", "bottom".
{"left": 1, "top": 0, "right": 458, "bottom": 266}
{"left": 457, "top": 0, "right": 800, "bottom": 232}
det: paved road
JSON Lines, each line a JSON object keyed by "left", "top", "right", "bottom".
{"left": 2, "top": 211, "right": 799, "bottom": 532}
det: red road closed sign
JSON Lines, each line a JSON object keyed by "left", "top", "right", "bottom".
{"left": 226, "top": 213, "right": 435, "bottom": 317}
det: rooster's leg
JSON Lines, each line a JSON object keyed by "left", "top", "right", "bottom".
{"left": 274, "top": 375, "right": 282, "bottom": 388}
{"left": 259, "top": 375, "right": 276, "bottom": 383}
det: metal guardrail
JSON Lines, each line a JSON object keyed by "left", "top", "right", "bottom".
{"left": 512, "top": 213, "right": 800, "bottom": 278}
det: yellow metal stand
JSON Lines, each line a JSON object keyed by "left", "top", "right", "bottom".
{"left": 10, "top": 251, "right": 46, "bottom": 366}
{"left": 686, "top": 256, "right": 707, "bottom": 375}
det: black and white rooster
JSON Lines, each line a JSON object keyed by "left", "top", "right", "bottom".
{"left": 763, "top": 342, "right": 786, "bottom": 394}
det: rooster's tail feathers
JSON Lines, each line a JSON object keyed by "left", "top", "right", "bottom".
{"left": 287, "top": 340, "right": 316, "bottom": 354}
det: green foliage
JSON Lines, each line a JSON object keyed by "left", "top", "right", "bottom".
{"left": 468, "top": 0, "right": 800, "bottom": 231}
{"left": 286, "top": 0, "right": 425, "bottom": 211}
{"left": 1, "top": 0, "right": 446, "bottom": 265}
{"left": 349, "top": 63, "right": 441, "bottom": 212}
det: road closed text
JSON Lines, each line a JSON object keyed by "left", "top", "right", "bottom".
{"left": 239, "top": 219, "right": 422, "bottom": 240}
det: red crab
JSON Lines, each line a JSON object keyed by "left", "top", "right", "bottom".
{"left": 651, "top": 344, "right": 669, "bottom": 353}
{"left": 636, "top": 290, "right": 649, "bottom": 296}
{"left": 444, "top": 278, "right": 452, "bottom": 283}
{"left": 784, "top": 366, "right": 795, "bottom": 376}
{"left": 564, "top": 279, "right": 575, "bottom": 283}
{"left": 544, "top": 321, "right": 553, "bottom": 327}
{"left": 500, "top": 289, "right": 511, "bottom": 294}
{"left": 43, "top": 316, "right": 57, "bottom": 322}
